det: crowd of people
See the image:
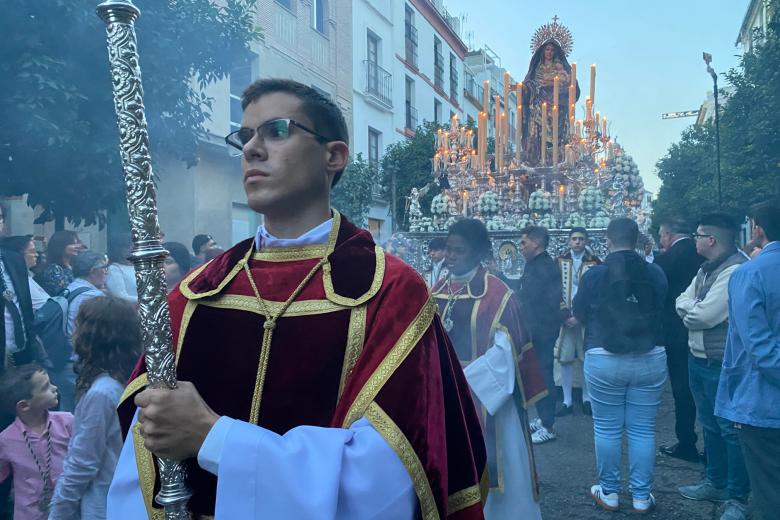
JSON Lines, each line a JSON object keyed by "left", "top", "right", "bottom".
{"left": 0, "top": 79, "right": 777, "bottom": 520}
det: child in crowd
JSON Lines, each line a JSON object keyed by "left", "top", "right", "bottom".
{"left": 49, "top": 296, "right": 141, "bottom": 519}
{"left": 0, "top": 365, "right": 73, "bottom": 519}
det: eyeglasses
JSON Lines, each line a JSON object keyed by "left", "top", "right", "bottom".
{"left": 94, "top": 264, "right": 109, "bottom": 272}
{"left": 692, "top": 233, "right": 713, "bottom": 239}
{"left": 224, "top": 118, "right": 332, "bottom": 151}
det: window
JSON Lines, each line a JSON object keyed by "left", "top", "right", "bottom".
{"left": 449, "top": 53, "right": 458, "bottom": 102}
{"left": 368, "top": 128, "right": 380, "bottom": 169}
{"left": 275, "top": 0, "right": 292, "bottom": 10}
{"left": 367, "top": 32, "right": 379, "bottom": 92}
{"left": 434, "top": 99, "right": 442, "bottom": 125}
{"left": 311, "top": 0, "right": 327, "bottom": 34}
{"left": 405, "top": 76, "right": 417, "bottom": 131}
{"left": 404, "top": 5, "right": 418, "bottom": 66}
{"left": 434, "top": 37, "right": 444, "bottom": 90}
{"left": 230, "top": 53, "right": 255, "bottom": 132}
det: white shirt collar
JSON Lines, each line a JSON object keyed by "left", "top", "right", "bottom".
{"left": 254, "top": 218, "right": 333, "bottom": 250}
{"left": 670, "top": 236, "right": 693, "bottom": 248}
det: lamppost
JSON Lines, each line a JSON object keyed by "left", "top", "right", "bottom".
{"left": 703, "top": 52, "right": 722, "bottom": 207}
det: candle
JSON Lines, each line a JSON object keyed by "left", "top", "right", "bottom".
{"left": 564, "top": 144, "right": 571, "bottom": 166}
{"left": 541, "top": 101, "right": 548, "bottom": 166}
{"left": 558, "top": 184, "right": 565, "bottom": 212}
{"left": 568, "top": 84, "right": 575, "bottom": 108}
{"left": 503, "top": 71, "right": 511, "bottom": 112}
{"left": 575, "top": 119, "right": 582, "bottom": 138}
{"left": 494, "top": 95, "right": 501, "bottom": 141}
{"left": 571, "top": 63, "right": 577, "bottom": 88}
{"left": 602, "top": 116, "right": 607, "bottom": 137}
{"left": 590, "top": 64, "right": 596, "bottom": 106}
{"left": 586, "top": 97, "right": 593, "bottom": 122}
{"left": 516, "top": 103, "right": 522, "bottom": 160}
{"left": 553, "top": 76, "right": 560, "bottom": 110}
{"left": 552, "top": 105, "right": 559, "bottom": 166}
{"left": 462, "top": 190, "right": 469, "bottom": 216}
{"left": 483, "top": 80, "right": 490, "bottom": 112}
{"left": 595, "top": 111, "right": 600, "bottom": 126}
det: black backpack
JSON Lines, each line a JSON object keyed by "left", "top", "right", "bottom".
{"left": 33, "top": 287, "right": 91, "bottom": 369}
{"left": 596, "top": 254, "right": 659, "bottom": 354}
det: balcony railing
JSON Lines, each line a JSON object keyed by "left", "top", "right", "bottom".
{"left": 405, "top": 102, "right": 418, "bottom": 131}
{"left": 364, "top": 60, "right": 392, "bottom": 108}
{"left": 405, "top": 23, "right": 418, "bottom": 67}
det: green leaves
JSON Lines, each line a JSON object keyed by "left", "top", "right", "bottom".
{"left": 652, "top": 1, "right": 780, "bottom": 231}
{"left": 331, "top": 153, "right": 376, "bottom": 228}
{"left": 0, "top": 0, "right": 259, "bottom": 227}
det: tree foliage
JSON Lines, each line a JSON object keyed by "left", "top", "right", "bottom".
{"left": 380, "top": 121, "right": 441, "bottom": 231}
{"left": 0, "top": 0, "right": 259, "bottom": 227}
{"left": 331, "top": 154, "right": 376, "bottom": 228}
{"left": 653, "top": 2, "right": 780, "bottom": 228}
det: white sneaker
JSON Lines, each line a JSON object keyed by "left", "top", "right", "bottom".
{"left": 531, "top": 426, "right": 557, "bottom": 444}
{"left": 529, "top": 417, "right": 543, "bottom": 433}
{"left": 632, "top": 494, "right": 656, "bottom": 514}
{"left": 590, "top": 484, "right": 619, "bottom": 511}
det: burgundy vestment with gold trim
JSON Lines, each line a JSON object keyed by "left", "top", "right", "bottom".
{"left": 118, "top": 214, "right": 487, "bottom": 519}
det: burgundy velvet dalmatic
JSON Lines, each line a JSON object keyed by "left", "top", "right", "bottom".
{"left": 118, "top": 213, "right": 488, "bottom": 519}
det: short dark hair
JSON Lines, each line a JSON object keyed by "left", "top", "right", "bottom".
{"left": 0, "top": 364, "right": 45, "bottom": 416}
{"left": 46, "top": 230, "right": 80, "bottom": 267}
{"left": 428, "top": 237, "right": 446, "bottom": 251}
{"left": 241, "top": 79, "right": 349, "bottom": 186}
{"left": 568, "top": 227, "right": 588, "bottom": 238}
{"left": 751, "top": 200, "right": 780, "bottom": 242}
{"left": 521, "top": 226, "right": 550, "bottom": 249}
{"left": 0, "top": 234, "right": 34, "bottom": 256}
{"left": 192, "top": 234, "right": 213, "bottom": 255}
{"left": 698, "top": 212, "right": 738, "bottom": 246}
{"left": 659, "top": 217, "right": 692, "bottom": 235}
{"left": 163, "top": 242, "right": 192, "bottom": 274}
{"left": 607, "top": 218, "right": 639, "bottom": 248}
{"left": 448, "top": 219, "right": 492, "bottom": 259}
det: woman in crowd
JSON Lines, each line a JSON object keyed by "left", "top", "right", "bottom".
{"left": 0, "top": 235, "right": 49, "bottom": 311}
{"left": 162, "top": 241, "right": 191, "bottom": 293}
{"left": 104, "top": 234, "right": 138, "bottom": 305}
{"left": 48, "top": 296, "right": 141, "bottom": 519}
{"left": 39, "top": 231, "right": 83, "bottom": 296}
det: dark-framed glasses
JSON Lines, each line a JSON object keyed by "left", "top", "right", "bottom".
{"left": 225, "top": 118, "right": 332, "bottom": 151}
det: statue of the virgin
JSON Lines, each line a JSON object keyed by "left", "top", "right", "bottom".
{"left": 521, "top": 18, "right": 579, "bottom": 167}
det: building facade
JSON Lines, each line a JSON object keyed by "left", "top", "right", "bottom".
{"left": 736, "top": 0, "right": 773, "bottom": 53}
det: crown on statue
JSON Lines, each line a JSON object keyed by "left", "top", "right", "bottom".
{"left": 530, "top": 15, "right": 574, "bottom": 57}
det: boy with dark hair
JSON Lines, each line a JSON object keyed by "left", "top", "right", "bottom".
{"left": 427, "top": 237, "right": 448, "bottom": 286}
{"left": 716, "top": 201, "right": 780, "bottom": 520}
{"left": 0, "top": 364, "right": 73, "bottom": 519}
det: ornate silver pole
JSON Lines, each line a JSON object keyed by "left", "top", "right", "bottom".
{"left": 96, "top": 2, "right": 191, "bottom": 518}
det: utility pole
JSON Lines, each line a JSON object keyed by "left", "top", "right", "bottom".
{"left": 703, "top": 52, "right": 722, "bottom": 207}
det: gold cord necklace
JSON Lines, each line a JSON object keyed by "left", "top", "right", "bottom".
{"left": 441, "top": 276, "right": 467, "bottom": 332}
{"left": 243, "top": 252, "right": 328, "bottom": 424}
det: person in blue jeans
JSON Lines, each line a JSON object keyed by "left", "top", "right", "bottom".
{"left": 573, "top": 218, "right": 668, "bottom": 514}
{"left": 675, "top": 213, "right": 749, "bottom": 520}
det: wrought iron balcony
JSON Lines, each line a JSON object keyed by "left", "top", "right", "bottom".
{"left": 405, "top": 102, "right": 418, "bottom": 131}
{"left": 364, "top": 60, "right": 392, "bottom": 108}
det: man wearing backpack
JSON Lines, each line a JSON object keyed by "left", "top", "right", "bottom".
{"left": 573, "top": 218, "right": 668, "bottom": 514}
{"left": 675, "top": 213, "right": 749, "bottom": 520}
{"left": 48, "top": 251, "right": 106, "bottom": 411}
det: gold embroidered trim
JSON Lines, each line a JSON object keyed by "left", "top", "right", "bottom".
{"left": 339, "top": 305, "right": 367, "bottom": 399}
{"left": 175, "top": 301, "right": 198, "bottom": 366}
{"left": 479, "top": 468, "right": 490, "bottom": 505}
{"left": 447, "top": 484, "right": 482, "bottom": 514}
{"left": 365, "top": 402, "right": 439, "bottom": 520}
{"left": 489, "top": 291, "right": 513, "bottom": 341}
{"left": 200, "top": 295, "right": 345, "bottom": 317}
{"left": 323, "top": 245, "right": 385, "bottom": 307}
{"left": 252, "top": 245, "right": 329, "bottom": 262}
{"left": 132, "top": 422, "right": 163, "bottom": 520}
{"left": 342, "top": 298, "right": 437, "bottom": 428}
{"left": 119, "top": 373, "right": 148, "bottom": 407}
{"left": 179, "top": 246, "right": 253, "bottom": 300}
{"left": 470, "top": 298, "right": 481, "bottom": 361}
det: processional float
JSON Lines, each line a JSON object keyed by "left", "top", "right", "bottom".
{"left": 404, "top": 17, "right": 649, "bottom": 276}
{"left": 96, "top": 1, "right": 190, "bottom": 518}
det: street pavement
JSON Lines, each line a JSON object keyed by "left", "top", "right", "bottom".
{"left": 533, "top": 385, "right": 725, "bottom": 519}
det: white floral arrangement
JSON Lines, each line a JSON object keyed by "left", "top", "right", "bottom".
{"left": 564, "top": 212, "right": 587, "bottom": 228}
{"left": 430, "top": 194, "right": 451, "bottom": 216}
{"left": 410, "top": 216, "right": 436, "bottom": 233}
{"left": 478, "top": 191, "right": 500, "bottom": 215}
{"left": 538, "top": 214, "right": 558, "bottom": 229}
{"left": 578, "top": 186, "right": 604, "bottom": 213}
{"left": 443, "top": 216, "right": 459, "bottom": 231}
{"left": 609, "top": 153, "right": 644, "bottom": 199}
{"left": 486, "top": 216, "right": 505, "bottom": 231}
{"left": 529, "top": 190, "right": 553, "bottom": 212}
{"left": 589, "top": 210, "right": 610, "bottom": 228}
{"left": 517, "top": 214, "right": 535, "bottom": 230}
